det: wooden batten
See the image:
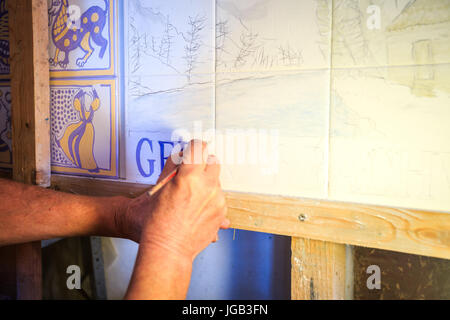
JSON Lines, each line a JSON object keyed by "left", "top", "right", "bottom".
{"left": 51, "top": 174, "right": 450, "bottom": 260}
{"left": 6, "top": 0, "right": 51, "bottom": 300}
{"left": 291, "top": 238, "right": 352, "bottom": 300}
{"left": 9, "top": 0, "right": 50, "bottom": 186}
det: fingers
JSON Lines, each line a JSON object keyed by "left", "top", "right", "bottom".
{"left": 183, "top": 140, "right": 208, "bottom": 166}
{"left": 168, "top": 140, "right": 226, "bottom": 250}
{"left": 214, "top": 197, "right": 229, "bottom": 244}
{"left": 158, "top": 151, "right": 182, "bottom": 183}
{"left": 220, "top": 218, "right": 230, "bottom": 229}
{"left": 205, "top": 155, "right": 220, "bottom": 178}
{"left": 204, "top": 196, "right": 229, "bottom": 244}
{"left": 178, "top": 140, "right": 222, "bottom": 180}
{"left": 212, "top": 218, "right": 230, "bottom": 243}
{"left": 214, "top": 186, "right": 228, "bottom": 230}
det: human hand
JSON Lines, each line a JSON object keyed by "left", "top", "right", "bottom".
{"left": 119, "top": 140, "right": 230, "bottom": 261}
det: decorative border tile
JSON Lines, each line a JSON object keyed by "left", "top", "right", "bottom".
{"left": 48, "top": 0, "right": 116, "bottom": 78}
{"left": 50, "top": 79, "right": 118, "bottom": 177}
{"left": 0, "top": 82, "right": 11, "bottom": 168}
{"left": 0, "top": 0, "right": 10, "bottom": 79}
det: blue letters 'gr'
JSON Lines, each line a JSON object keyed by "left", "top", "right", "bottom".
{"left": 136, "top": 138, "right": 155, "bottom": 178}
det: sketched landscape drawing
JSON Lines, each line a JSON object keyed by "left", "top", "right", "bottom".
{"left": 124, "top": 0, "right": 450, "bottom": 212}
{"left": 127, "top": 0, "right": 214, "bottom": 97}
{"left": 329, "top": 0, "right": 450, "bottom": 211}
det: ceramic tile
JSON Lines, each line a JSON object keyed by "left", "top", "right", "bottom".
{"left": 0, "top": 0, "right": 9, "bottom": 79}
{"left": 331, "top": 0, "right": 450, "bottom": 68}
{"left": 125, "top": 0, "right": 215, "bottom": 78}
{"left": 329, "top": 65, "right": 450, "bottom": 211}
{"left": 125, "top": 74, "right": 215, "bottom": 184}
{"left": 50, "top": 79, "right": 119, "bottom": 177}
{"left": 216, "top": 0, "right": 332, "bottom": 73}
{"left": 215, "top": 70, "right": 330, "bottom": 198}
{"left": 48, "top": 0, "right": 116, "bottom": 77}
{"left": 0, "top": 83, "right": 11, "bottom": 168}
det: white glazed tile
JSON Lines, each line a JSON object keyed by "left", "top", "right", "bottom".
{"left": 216, "top": 0, "right": 332, "bottom": 73}
{"left": 215, "top": 70, "right": 330, "bottom": 199}
{"left": 329, "top": 66, "right": 450, "bottom": 212}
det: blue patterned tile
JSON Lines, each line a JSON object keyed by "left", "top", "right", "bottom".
{"left": 0, "top": 83, "right": 11, "bottom": 168}
{"left": 50, "top": 79, "right": 118, "bottom": 177}
{"left": 0, "top": 0, "right": 9, "bottom": 78}
{"left": 48, "top": 0, "right": 116, "bottom": 77}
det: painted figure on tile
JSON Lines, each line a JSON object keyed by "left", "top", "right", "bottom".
{"left": 0, "top": 0, "right": 9, "bottom": 74}
{"left": 48, "top": 0, "right": 109, "bottom": 68}
{"left": 0, "top": 89, "right": 11, "bottom": 164}
{"left": 57, "top": 88, "right": 100, "bottom": 172}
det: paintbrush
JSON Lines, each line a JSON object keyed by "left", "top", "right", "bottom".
{"left": 148, "top": 168, "right": 179, "bottom": 197}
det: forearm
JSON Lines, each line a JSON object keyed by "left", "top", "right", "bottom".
{"left": 125, "top": 232, "right": 193, "bottom": 300}
{"left": 0, "top": 178, "right": 129, "bottom": 246}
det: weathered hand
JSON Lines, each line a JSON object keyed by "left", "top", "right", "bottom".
{"left": 119, "top": 140, "right": 230, "bottom": 261}
{"left": 115, "top": 149, "right": 182, "bottom": 242}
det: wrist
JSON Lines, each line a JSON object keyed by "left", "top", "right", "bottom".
{"left": 109, "top": 196, "right": 132, "bottom": 239}
{"left": 140, "top": 227, "right": 194, "bottom": 264}
{"left": 126, "top": 232, "right": 193, "bottom": 300}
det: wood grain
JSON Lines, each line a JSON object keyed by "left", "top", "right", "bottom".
{"left": 51, "top": 175, "right": 450, "bottom": 260}
{"left": 51, "top": 175, "right": 150, "bottom": 198}
{"left": 227, "top": 192, "right": 450, "bottom": 260}
{"left": 291, "top": 238, "right": 351, "bottom": 300}
{"left": 6, "top": 0, "right": 51, "bottom": 300}
{"left": 0, "top": 245, "right": 16, "bottom": 299}
{"left": 15, "top": 241, "right": 42, "bottom": 300}
{"left": 9, "top": 0, "right": 50, "bottom": 186}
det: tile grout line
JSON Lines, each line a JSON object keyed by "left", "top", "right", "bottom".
{"left": 325, "top": 0, "right": 334, "bottom": 200}
{"left": 213, "top": 1, "right": 217, "bottom": 145}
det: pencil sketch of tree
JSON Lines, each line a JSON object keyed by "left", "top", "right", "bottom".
{"left": 333, "top": 0, "right": 371, "bottom": 65}
{"left": 215, "top": 13, "right": 307, "bottom": 71}
{"left": 129, "top": 19, "right": 146, "bottom": 74}
{"left": 149, "top": 15, "right": 174, "bottom": 65}
{"left": 315, "top": 0, "right": 331, "bottom": 61}
{"left": 278, "top": 45, "right": 303, "bottom": 66}
{"left": 183, "top": 15, "right": 206, "bottom": 82}
{"left": 216, "top": 19, "right": 229, "bottom": 68}
{"left": 234, "top": 28, "right": 260, "bottom": 68}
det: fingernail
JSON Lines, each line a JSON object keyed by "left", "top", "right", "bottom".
{"left": 207, "top": 155, "right": 217, "bottom": 164}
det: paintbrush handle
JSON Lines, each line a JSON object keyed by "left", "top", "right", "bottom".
{"left": 148, "top": 168, "right": 178, "bottom": 197}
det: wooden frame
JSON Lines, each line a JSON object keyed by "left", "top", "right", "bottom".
{"left": 4, "top": 0, "right": 51, "bottom": 299}
{"left": 51, "top": 175, "right": 450, "bottom": 300}
{"left": 51, "top": 175, "right": 450, "bottom": 260}
{"left": 291, "top": 238, "right": 353, "bottom": 300}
